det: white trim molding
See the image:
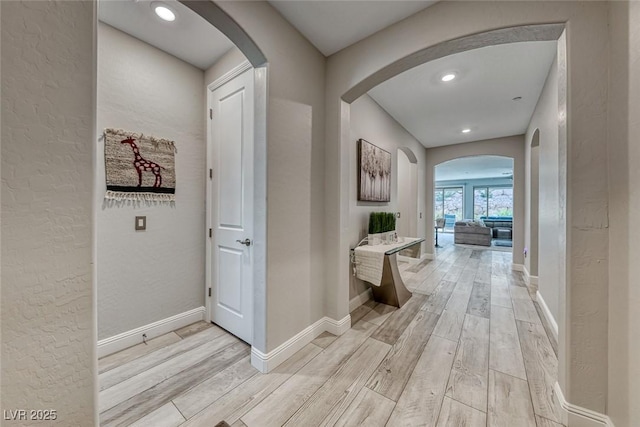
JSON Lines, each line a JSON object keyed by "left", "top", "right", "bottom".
{"left": 536, "top": 290, "right": 559, "bottom": 342}
{"left": 251, "top": 314, "right": 351, "bottom": 373}
{"left": 349, "top": 288, "right": 373, "bottom": 312}
{"left": 207, "top": 60, "right": 252, "bottom": 91}
{"left": 554, "top": 382, "right": 615, "bottom": 427}
{"left": 522, "top": 266, "right": 539, "bottom": 293}
{"left": 97, "top": 307, "right": 205, "bottom": 358}
{"left": 511, "top": 263, "right": 525, "bottom": 272}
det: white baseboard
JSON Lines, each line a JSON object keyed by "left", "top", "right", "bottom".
{"left": 522, "top": 267, "right": 539, "bottom": 292}
{"left": 97, "top": 307, "right": 205, "bottom": 358}
{"left": 324, "top": 314, "right": 352, "bottom": 336}
{"left": 349, "top": 288, "right": 373, "bottom": 312}
{"left": 536, "top": 290, "right": 559, "bottom": 342}
{"left": 511, "top": 263, "right": 525, "bottom": 272}
{"left": 422, "top": 252, "right": 435, "bottom": 260}
{"left": 554, "top": 382, "right": 615, "bottom": 427}
{"left": 251, "top": 314, "right": 351, "bottom": 373}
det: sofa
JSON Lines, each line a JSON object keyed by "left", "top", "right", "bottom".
{"left": 479, "top": 216, "right": 513, "bottom": 239}
{"left": 454, "top": 220, "right": 492, "bottom": 246}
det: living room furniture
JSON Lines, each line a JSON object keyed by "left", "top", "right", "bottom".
{"left": 480, "top": 216, "right": 513, "bottom": 239}
{"left": 353, "top": 237, "right": 424, "bottom": 307}
{"left": 454, "top": 221, "right": 492, "bottom": 246}
{"left": 495, "top": 227, "right": 512, "bottom": 240}
{"left": 444, "top": 214, "right": 456, "bottom": 231}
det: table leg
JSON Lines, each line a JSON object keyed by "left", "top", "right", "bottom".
{"left": 370, "top": 253, "right": 413, "bottom": 308}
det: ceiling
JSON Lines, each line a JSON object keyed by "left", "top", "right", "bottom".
{"left": 368, "top": 41, "right": 558, "bottom": 148}
{"left": 99, "top": 2, "right": 556, "bottom": 153}
{"left": 435, "top": 156, "right": 514, "bottom": 182}
{"left": 268, "top": 0, "right": 437, "bottom": 56}
{"left": 98, "top": 0, "right": 234, "bottom": 70}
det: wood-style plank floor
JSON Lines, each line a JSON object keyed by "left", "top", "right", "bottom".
{"left": 99, "top": 243, "right": 563, "bottom": 426}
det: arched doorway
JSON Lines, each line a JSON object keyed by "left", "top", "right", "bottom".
{"left": 433, "top": 154, "right": 517, "bottom": 251}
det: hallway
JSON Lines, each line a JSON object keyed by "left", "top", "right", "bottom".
{"left": 99, "top": 245, "right": 562, "bottom": 426}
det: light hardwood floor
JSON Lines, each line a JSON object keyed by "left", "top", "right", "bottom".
{"left": 99, "top": 244, "right": 563, "bottom": 427}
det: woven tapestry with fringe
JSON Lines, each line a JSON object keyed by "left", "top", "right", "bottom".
{"left": 104, "top": 128, "right": 176, "bottom": 203}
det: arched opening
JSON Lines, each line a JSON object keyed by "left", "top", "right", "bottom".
{"left": 433, "top": 155, "right": 515, "bottom": 251}
{"left": 329, "top": 23, "right": 566, "bottom": 327}
{"left": 328, "top": 21, "right": 571, "bottom": 407}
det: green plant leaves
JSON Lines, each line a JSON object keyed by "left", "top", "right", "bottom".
{"left": 368, "top": 212, "right": 396, "bottom": 234}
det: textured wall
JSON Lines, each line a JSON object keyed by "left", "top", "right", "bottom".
{"left": 348, "top": 94, "right": 427, "bottom": 300}
{"left": 96, "top": 23, "right": 205, "bottom": 339}
{"left": 607, "top": 1, "right": 640, "bottom": 425}
{"left": 1, "top": 1, "right": 95, "bottom": 424}
{"left": 205, "top": 46, "right": 247, "bottom": 85}
{"left": 525, "top": 56, "right": 559, "bottom": 320}
{"left": 214, "top": 1, "right": 327, "bottom": 352}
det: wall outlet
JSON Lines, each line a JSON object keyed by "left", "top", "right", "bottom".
{"left": 135, "top": 216, "right": 146, "bottom": 231}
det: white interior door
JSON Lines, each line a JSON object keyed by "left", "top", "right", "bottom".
{"left": 208, "top": 68, "right": 254, "bottom": 344}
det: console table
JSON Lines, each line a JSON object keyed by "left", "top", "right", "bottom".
{"left": 353, "top": 237, "right": 425, "bottom": 308}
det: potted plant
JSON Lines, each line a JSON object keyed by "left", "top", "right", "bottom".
{"left": 368, "top": 212, "right": 397, "bottom": 245}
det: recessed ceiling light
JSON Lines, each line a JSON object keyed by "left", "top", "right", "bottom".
{"left": 153, "top": 3, "right": 176, "bottom": 21}
{"left": 441, "top": 73, "right": 456, "bottom": 82}
{"left": 462, "top": 128, "right": 471, "bottom": 134}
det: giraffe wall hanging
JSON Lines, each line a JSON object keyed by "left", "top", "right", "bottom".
{"left": 103, "top": 128, "right": 177, "bottom": 203}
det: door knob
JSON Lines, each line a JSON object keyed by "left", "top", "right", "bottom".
{"left": 236, "top": 238, "right": 252, "bottom": 247}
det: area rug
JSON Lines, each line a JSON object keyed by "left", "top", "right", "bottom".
{"left": 104, "top": 128, "right": 176, "bottom": 203}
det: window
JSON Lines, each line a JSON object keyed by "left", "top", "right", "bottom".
{"left": 434, "top": 187, "right": 464, "bottom": 222}
{"left": 474, "top": 186, "right": 513, "bottom": 219}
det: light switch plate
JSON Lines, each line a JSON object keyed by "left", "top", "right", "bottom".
{"left": 135, "top": 216, "right": 146, "bottom": 231}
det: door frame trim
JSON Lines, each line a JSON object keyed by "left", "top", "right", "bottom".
{"left": 206, "top": 61, "right": 268, "bottom": 360}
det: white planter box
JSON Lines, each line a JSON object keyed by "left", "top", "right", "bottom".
{"left": 368, "top": 230, "right": 396, "bottom": 245}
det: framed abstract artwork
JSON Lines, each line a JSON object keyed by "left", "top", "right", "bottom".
{"left": 358, "top": 138, "right": 391, "bottom": 202}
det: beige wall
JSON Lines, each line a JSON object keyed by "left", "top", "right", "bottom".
{"left": 424, "top": 136, "right": 526, "bottom": 266}
{"left": 1, "top": 1, "right": 95, "bottom": 424}
{"left": 205, "top": 46, "right": 247, "bottom": 85}
{"left": 96, "top": 23, "right": 206, "bottom": 340}
{"left": 348, "top": 94, "right": 427, "bottom": 300}
{"left": 525, "top": 136, "right": 540, "bottom": 278}
{"left": 325, "top": 0, "right": 609, "bottom": 413}
{"left": 397, "top": 150, "right": 418, "bottom": 238}
{"left": 215, "top": 1, "right": 327, "bottom": 352}
{"left": 525, "top": 56, "right": 560, "bottom": 321}
{"left": 607, "top": 1, "right": 640, "bottom": 425}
